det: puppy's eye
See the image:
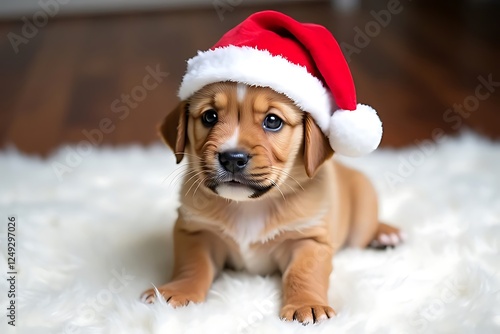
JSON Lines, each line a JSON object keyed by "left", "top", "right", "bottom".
{"left": 262, "top": 114, "right": 283, "bottom": 132}
{"left": 201, "top": 109, "right": 218, "bottom": 127}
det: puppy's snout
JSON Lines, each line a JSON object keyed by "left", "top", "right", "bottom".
{"left": 218, "top": 151, "right": 250, "bottom": 173}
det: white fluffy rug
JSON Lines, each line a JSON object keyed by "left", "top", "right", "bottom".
{"left": 1, "top": 132, "right": 499, "bottom": 334}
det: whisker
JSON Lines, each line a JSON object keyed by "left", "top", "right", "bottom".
{"left": 193, "top": 176, "right": 208, "bottom": 198}
{"left": 160, "top": 153, "right": 207, "bottom": 188}
{"left": 265, "top": 169, "right": 299, "bottom": 197}
{"left": 265, "top": 177, "right": 286, "bottom": 202}
{"left": 160, "top": 164, "right": 192, "bottom": 185}
{"left": 270, "top": 166, "right": 304, "bottom": 191}
{"left": 274, "top": 177, "right": 297, "bottom": 194}
{"left": 185, "top": 178, "right": 200, "bottom": 198}
{"left": 169, "top": 169, "right": 199, "bottom": 188}
{"left": 166, "top": 165, "right": 194, "bottom": 187}
{"left": 183, "top": 169, "right": 205, "bottom": 185}
{"left": 184, "top": 171, "right": 206, "bottom": 197}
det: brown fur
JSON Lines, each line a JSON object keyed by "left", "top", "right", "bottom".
{"left": 142, "top": 82, "right": 402, "bottom": 324}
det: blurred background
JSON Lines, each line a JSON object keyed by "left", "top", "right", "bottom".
{"left": 0, "top": 0, "right": 499, "bottom": 156}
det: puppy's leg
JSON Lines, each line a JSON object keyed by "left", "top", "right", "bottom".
{"left": 277, "top": 239, "right": 335, "bottom": 324}
{"left": 141, "top": 221, "right": 226, "bottom": 307}
{"left": 345, "top": 170, "right": 404, "bottom": 248}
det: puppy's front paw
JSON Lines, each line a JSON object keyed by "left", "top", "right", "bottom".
{"left": 280, "top": 304, "right": 335, "bottom": 324}
{"left": 141, "top": 286, "right": 204, "bottom": 308}
{"left": 370, "top": 222, "right": 406, "bottom": 249}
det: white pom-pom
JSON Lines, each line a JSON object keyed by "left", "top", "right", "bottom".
{"left": 328, "top": 104, "right": 382, "bottom": 157}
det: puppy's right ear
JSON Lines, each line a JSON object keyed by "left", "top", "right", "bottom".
{"left": 303, "top": 113, "right": 334, "bottom": 178}
{"left": 159, "top": 101, "right": 188, "bottom": 164}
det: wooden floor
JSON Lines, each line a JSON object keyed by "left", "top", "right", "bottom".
{"left": 1, "top": 0, "right": 499, "bottom": 155}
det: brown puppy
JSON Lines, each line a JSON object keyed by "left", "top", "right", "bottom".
{"left": 142, "top": 82, "right": 403, "bottom": 324}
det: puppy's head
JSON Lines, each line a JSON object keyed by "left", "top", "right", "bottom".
{"left": 160, "top": 82, "right": 333, "bottom": 201}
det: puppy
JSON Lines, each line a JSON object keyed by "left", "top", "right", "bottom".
{"left": 141, "top": 82, "right": 403, "bottom": 324}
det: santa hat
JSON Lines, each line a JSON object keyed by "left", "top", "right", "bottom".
{"left": 178, "top": 10, "right": 382, "bottom": 156}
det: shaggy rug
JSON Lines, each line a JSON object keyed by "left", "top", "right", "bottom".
{"left": 1, "top": 132, "right": 499, "bottom": 334}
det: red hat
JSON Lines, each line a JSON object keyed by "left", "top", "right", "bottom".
{"left": 178, "top": 10, "right": 382, "bottom": 156}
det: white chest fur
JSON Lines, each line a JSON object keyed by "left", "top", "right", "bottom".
{"left": 184, "top": 200, "right": 323, "bottom": 275}
{"left": 227, "top": 244, "right": 277, "bottom": 275}
{"left": 224, "top": 201, "right": 278, "bottom": 275}
{"left": 226, "top": 201, "right": 269, "bottom": 246}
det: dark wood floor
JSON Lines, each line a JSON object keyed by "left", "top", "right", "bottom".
{"left": 1, "top": 0, "right": 499, "bottom": 155}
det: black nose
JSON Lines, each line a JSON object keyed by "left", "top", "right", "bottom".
{"left": 218, "top": 151, "right": 250, "bottom": 173}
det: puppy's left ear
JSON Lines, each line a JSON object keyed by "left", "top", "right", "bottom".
{"left": 303, "top": 113, "right": 334, "bottom": 178}
{"left": 159, "top": 101, "right": 189, "bottom": 164}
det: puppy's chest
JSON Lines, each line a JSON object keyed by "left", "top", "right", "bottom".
{"left": 186, "top": 201, "right": 324, "bottom": 275}
{"left": 227, "top": 243, "right": 276, "bottom": 275}
{"left": 223, "top": 203, "right": 321, "bottom": 275}
{"left": 224, "top": 204, "right": 278, "bottom": 275}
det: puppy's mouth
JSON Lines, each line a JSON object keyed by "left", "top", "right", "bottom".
{"left": 226, "top": 180, "right": 243, "bottom": 186}
{"left": 206, "top": 176, "right": 273, "bottom": 201}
